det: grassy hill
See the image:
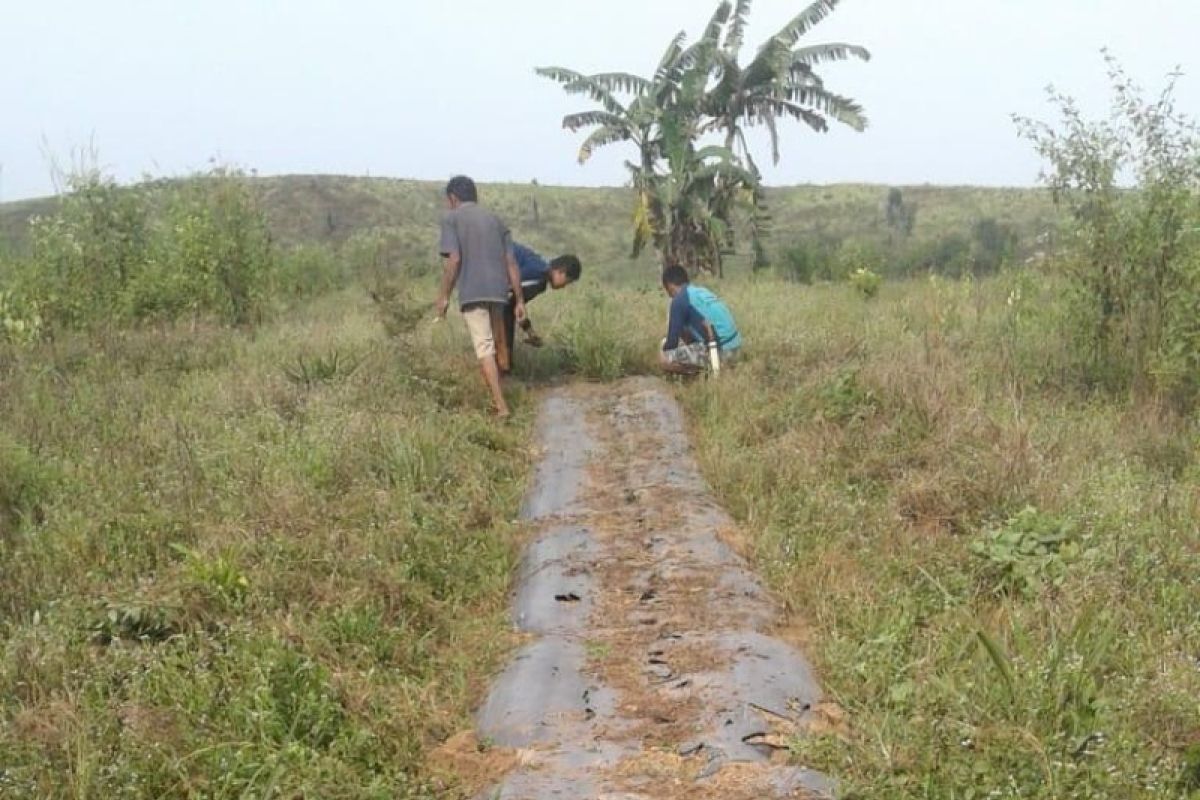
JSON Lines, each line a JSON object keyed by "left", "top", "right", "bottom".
{"left": 0, "top": 175, "right": 1058, "bottom": 276}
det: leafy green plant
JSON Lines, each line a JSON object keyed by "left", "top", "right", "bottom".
{"left": 970, "top": 507, "right": 1083, "bottom": 597}
{"left": 849, "top": 267, "right": 882, "bottom": 299}
{"left": 282, "top": 349, "right": 360, "bottom": 387}
{"left": 816, "top": 367, "right": 876, "bottom": 424}
{"left": 173, "top": 544, "right": 251, "bottom": 607}
{"left": 0, "top": 289, "right": 43, "bottom": 345}
{"left": 273, "top": 244, "right": 348, "bottom": 299}
{"left": 779, "top": 239, "right": 828, "bottom": 284}
{"left": 21, "top": 165, "right": 276, "bottom": 332}
{"left": 90, "top": 600, "right": 179, "bottom": 644}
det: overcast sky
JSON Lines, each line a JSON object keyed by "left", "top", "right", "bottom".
{"left": 1, "top": 0, "right": 1196, "bottom": 201}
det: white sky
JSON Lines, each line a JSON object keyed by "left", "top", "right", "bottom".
{"left": 1, "top": 0, "right": 1196, "bottom": 201}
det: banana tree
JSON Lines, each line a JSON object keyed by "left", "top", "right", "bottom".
{"left": 537, "top": 0, "right": 870, "bottom": 274}
{"left": 705, "top": 0, "right": 870, "bottom": 168}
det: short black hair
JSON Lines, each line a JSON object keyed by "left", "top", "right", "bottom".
{"left": 662, "top": 264, "right": 690, "bottom": 287}
{"left": 549, "top": 255, "right": 582, "bottom": 282}
{"left": 445, "top": 175, "right": 478, "bottom": 203}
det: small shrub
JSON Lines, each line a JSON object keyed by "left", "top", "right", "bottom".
{"left": 0, "top": 289, "right": 44, "bottom": 345}
{"left": 90, "top": 600, "right": 179, "bottom": 644}
{"left": 22, "top": 166, "right": 276, "bottom": 332}
{"left": 849, "top": 267, "right": 882, "bottom": 299}
{"left": 970, "top": 507, "right": 1084, "bottom": 597}
{"left": 831, "top": 240, "right": 885, "bottom": 283}
{"left": 902, "top": 232, "right": 973, "bottom": 277}
{"left": 779, "top": 239, "right": 829, "bottom": 284}
{"left": 971, "top": 217, "right": 1018, "bottom": 274}
{"left": 274, "top": 245, "right": 347, "bottom": 299}
{"left": 174, "top": 544, "right": 251, "bottom": 607}
{"left": 0, "top": 436, "right": 57, "bottom": 539}
{"left": 816, "top": 367, "right": 877, "bottom": 425}
{"left": 282, "top": 350, "right": 360, "bottom": 387}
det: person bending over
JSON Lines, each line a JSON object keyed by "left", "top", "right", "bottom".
{"left": 498, "top": 243, "right": 582, "bottom": 372}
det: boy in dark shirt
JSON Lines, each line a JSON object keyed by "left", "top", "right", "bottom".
{"left": 498, "top": 242, "right": 582, "bottom": 373}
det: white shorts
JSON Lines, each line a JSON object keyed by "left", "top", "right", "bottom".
{"left": 462, "top": 305, "right": 496, "bottom": 360}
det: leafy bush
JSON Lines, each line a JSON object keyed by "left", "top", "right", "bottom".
{"left": 901, "top": 232, "right": 972, "bottom": 277}
{"left": 155, "top": 170, "right": 274, "bottom": 325}
{"left": 0, "top": 289, "right": 42, "bottom": 345}
{"left": 971, "top": 217, "right": 1018, "bottom": 274}
{"left": 28, "top": 172, "right": 152, "bottom": 328}
{"left": 1016, "top": 54, "right": 1200, "bottom": 404}
{"left": 849, "top": 267, "right": 882, "bottom": 299}
{"left": 832, "top": 239, "right": 885, "bottom": 282}
{"left": 17, "top": 167, "right": 276, "bottom": 332}
{"left": 778, "top": 239, "right": 832, "bottom": 284}
{"left": 273, "top": 245, "right": 348, "bottom": 299}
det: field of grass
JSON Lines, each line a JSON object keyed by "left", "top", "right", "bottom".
{"left": 0, "top": 291, "right": 546, "bottom": 798}
{"left": 678, "top": 278, "right": 1200, "bottom": 798}
{"left": 2, "top": 173, "right": 1197, "bottom": 798}
{"left": 523, "top": 272, "right": 1200, "bottom": 797}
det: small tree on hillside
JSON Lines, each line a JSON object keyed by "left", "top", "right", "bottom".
{"left": 886, "top": 187, "right": 917, "bottom": 238}
{"left": 1015, "top": 53, "right": 1200, "bottom": 403}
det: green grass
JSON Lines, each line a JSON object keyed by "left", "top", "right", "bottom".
{"left": 391, "top": 269, "right": 1200, "bottom": 797}
{"left": 0, "top": 290, "right": 540, "bottom": 798}
{"left": 677, "top": 276, "right": 1200, "bottom": 798}
{"left": 2, "top": 172, "right": 1196, "bottom": 798}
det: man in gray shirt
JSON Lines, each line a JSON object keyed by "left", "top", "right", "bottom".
{"left": 436, "top": 176, "right": 526, "bottom": 418}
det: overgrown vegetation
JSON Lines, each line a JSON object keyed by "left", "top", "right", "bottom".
{"left": 0, "top": 166, "right": 355, "bottom": 343}
{"left": 680, "top": 277, "right": 1200, "bottom": 799}
{"left": 0, "top": 290, "right": 540, "bottom": 798}
{"left": 1016, "top": 55, "right": 1200, "bottom": 406}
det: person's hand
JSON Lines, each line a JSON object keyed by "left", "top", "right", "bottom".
{"left": 514, "top": 301, "right": 527, "bottom": 324}
{"left": 434, "top": 295, "right": 450, "bottom": 319}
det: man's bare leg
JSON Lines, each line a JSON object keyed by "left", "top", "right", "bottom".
{"left": 479, "top": 356, "right": 510, "bottom": 417}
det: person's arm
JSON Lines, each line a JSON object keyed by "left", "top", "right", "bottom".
{"left": 504, "top": 232, "right": 526, "bottom": 323}
{"left": 436, "top": 253, "right": 460, "bottom": 318}
{"left": 664, "top": 292, "right": 687, "bottom": 350}
{"left": 435, "top": 213, "right": 459, "bottom": 318}
{"left": 506, "top": 252, "right": 527, "bottom": 323}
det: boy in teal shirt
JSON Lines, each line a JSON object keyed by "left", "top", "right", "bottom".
{"left": 659, "top": 265, "right": 742, "bottom": 374}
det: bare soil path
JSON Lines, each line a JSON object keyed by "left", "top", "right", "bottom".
{"left": 456, "top": 379, "right": 839, "bottom": 799}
